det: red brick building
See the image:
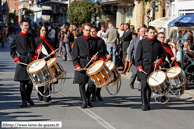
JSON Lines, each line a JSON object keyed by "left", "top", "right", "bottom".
{"left": 7, "top": 0, "right": 19, "bottom": 22}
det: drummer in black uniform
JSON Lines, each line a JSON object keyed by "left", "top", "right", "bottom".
{"left": 35, "top": 25, "right": 56, "bottom": 102}
{"left": 135, "top": 26, "right": 166, "bottom": 111}
{"left": 72, "top": 23, "right": 99, "bottom": 109}
{"left": 89, "top": 26, "right": 111, "bottom": 102}
{"left": 10, "top": 19, "right": 36, "bottom": 107}
{"left": 157, "top": 32, "right": 178, "bottom": 69}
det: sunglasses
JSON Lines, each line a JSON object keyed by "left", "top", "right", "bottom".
{"left": 85, "top": 29, "right": 91, "bottom": 32}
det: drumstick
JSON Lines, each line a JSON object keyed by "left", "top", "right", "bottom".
{"left": 74, "top": 68, "right": 88, "bottom": 70}
{"left": 43, "top": 48, "right": 59, "bottom": 60}
{"left": 84, "top": 52, "right": 98, "bottom": 69}
{"left": 141, "top": 70, "right": 147, "bottom": 75}
{"left": 20, "top": 62, "right": 28, "bottom": 66}
{"left": 154, "top": 56, "right": 158, "bottom": 72}
{"left": 161, "top": 68, "right": 168, "bottom": 70}
{"left": 170, "top": 60, "right": 174, "bottom": 67}
{"left": 36, "top": 52, "right": 40, "bottom": 66}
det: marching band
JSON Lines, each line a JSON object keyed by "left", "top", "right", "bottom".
{"left": 10, "top": 20, "right": 188, "bottom": 111}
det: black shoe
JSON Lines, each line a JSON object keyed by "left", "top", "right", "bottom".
{"left": 44, "top": 96, "right": 52, "bottom": 102}
{"left": 130, "top": 84, "right": 134, "bottom": 89}
{"left": 88, "top": 100, "right": 93, "bottom": 107}
{"left": 38, "top": 96, "right": 43, "bottom": 101}
{"left": 97, "top": 95, "right": 103, "bottom": 101}
{"left": 138, "top": 89, "right": 141, "bottom": 91}
{"left": 2, "top": 44, "right": 4, "bottom": 47}
{"left": 20, "top": 101, "right": 27, "bottom": 107}
{"left": 90, "top": 96, "right": 96, "bottom": 102}
{"left": 141, "top": 105, "right": 148, "bottom": 111}
{"left": 161, "top": 96, "right": 166, "bottom": 103}
{"left": 141, "top": 87, "right": 148, "bottom": 111}
{"left": 81, "top": 103, "right": 87, "bottom": 109}
{"left": 147, "top": 104, "right": 152, "bottom": 110}
{"left": 79, "top": 85, "right": 88, "bottom": 109}
{"left": 28, "top": 98, "right": 34, "bottom": 105}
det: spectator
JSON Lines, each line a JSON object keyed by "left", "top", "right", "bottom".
{"left": 69, "top": 26, "right": 73, "bottom": 33}
{"left": 97, "top": 25, "right": 107, "bottom": 43}
{"left": 183, "top": 40, "right": 189, "bottom": 51}
{"left": 0, "top": 27, "right": 6, "bottom": 47}
{"left": 130, "top": 25, "right": 136, "bottom": 33}
{"left": 178, "top": 30, "right": 189, "bottom": 44}
{"left": 54, "top": 22, "right": 61, "bottom": 48}
{"left": 72, "top": 31, "right": 77, "bottom": 48}
{"left": 118, "top": 23, "right": 124, "bottom": 38}
{"left": 73, "top": 25, "right": 78, "bottom": 33}
{"left": 175, "top": 43, "right": 181, "bottom": 62}
{"left": 15, "top": 22, "right": 21, "bottom": 34}
{"left": 184, "top": 44, "right": 194, "bottom": 61}
{"left": 77, "top": 27, "right": 83, "bottom": 37}
{"left": 104, "top": 21, "right": 119, "bottom": 64}
{"left": 184, "top": 44, "right": 194, "bottom": 87}
{"left": 58, "top": 26, "right": 65, "bottom": 57}
{"left": 147, "top": 9, "right": 152, "bottom": 26}
{"left": 39, "top": 22, "right": 42, "bottom": 27}
{"left": 168, "top": 42, "right": 177, "bottom": 57}
{"left": 122, "top": 33, "right": 137, "bottom": 74}
{"left": 61, "top": 27, "right": 72, "bottom": 61}
{"left": 167, "top": 29, "right": 181, "bottom": 44}
{"left": 48, "top": 26, "right": 56, "bottom": 48}
{"left": 187, "top": 31, "right": 193, "bottom": 43}
{"left": 120, "top": 23, "right": 132, "bottom": 64}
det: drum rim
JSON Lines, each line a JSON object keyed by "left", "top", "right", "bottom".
{"left": 147, "top": 70, "right": 167, "bottom": 87}
{"left": 86, "top": 60, "right": 105, "bottom": 75}
{"left": 51, "top": 71, "right": 66, "bottom": 83}
{"left": 27, "top": 59, "right": 47, "bottom": 74}
{"left": 95, "top": 74, "right": 114, "bottom": 88}
{"left": 171, "top": 81, "right": 186, "bottom": 89}
{"left": 107, "top": 74, "right": 121, "bottom": 86}
{"left": 34, "top": 78, "right": 52, "bottom": 87}
{"left": 166, "top": 66, "right": 182, "bottom": 79}
{"left": 47, "top": 58, "right": 57, "bottom": 68}
{"left": 105, "top": 62, "right": 115, "bottom": 71}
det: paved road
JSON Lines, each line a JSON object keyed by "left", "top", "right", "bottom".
{"left": 0, "top": 37, "right": 194, "bottom": 129}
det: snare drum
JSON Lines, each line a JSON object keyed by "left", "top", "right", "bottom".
{"left": 147, "top": 71, "right": 170, "bottom": 96}
{"left": 47, "top": 58, "right": 66, "bottom": 83}
{"left": 86, "top": 60, "right": 114, "bottom": 88}
{"left": 27, "top": 59, "right": 52, "bottom": 87}
{"left": 166, "top": 67, "right": 185, "bottom": 89}
{"left": 105, "top": 62, "right": 121, "bottom": 86}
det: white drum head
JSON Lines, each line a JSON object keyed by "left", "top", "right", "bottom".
{"left": 28, "top": 60, "right": 46, "bottom": 72}
{"left": 167, "top": 67, "right": 181, "bottom": 78}
{"left": 148, "top": 71, "right": 166, "bottom": 86}
{"left": 88, "top": 61, "right": 103, "bottom": 73}
{"left": 47, "top": 59, "right": 56, "bottom": 66}
{"left": 105, "top": 62, "right": 114, "bottom": 70}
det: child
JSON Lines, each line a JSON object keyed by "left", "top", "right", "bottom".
{"left": 183, "top": 40, "right": 189, "bottom": 51}
{"left": 176, "top": 43, "right": 181, "bottom": 62}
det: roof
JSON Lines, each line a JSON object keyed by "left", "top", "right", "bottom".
{"left": 2, "top": 1, "right": 9, "bottom": 11}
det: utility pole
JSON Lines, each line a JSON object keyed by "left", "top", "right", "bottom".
{"left": 152, "top": 1, "right": 155, "bottom": 20}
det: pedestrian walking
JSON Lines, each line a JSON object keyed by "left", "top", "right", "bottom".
{"left": 61, "top": 27, "right": 72, "bottom": 61}
{"left": 104, "top": 22, "right": 119, "bottom": 64}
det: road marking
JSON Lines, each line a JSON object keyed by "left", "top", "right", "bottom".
{"left": 57, "top": 92, "right": 116, "bottom": 129}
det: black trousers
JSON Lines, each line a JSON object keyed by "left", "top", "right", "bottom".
{"left": 140, "top": 79, "right": 151, "bottom": 105}
{"left": 20, "top": 81, "right": 33, "bottom": 102}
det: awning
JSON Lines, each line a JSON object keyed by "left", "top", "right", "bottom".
{"left": 149, "top": 17, "right": 177, "bottom": 28}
